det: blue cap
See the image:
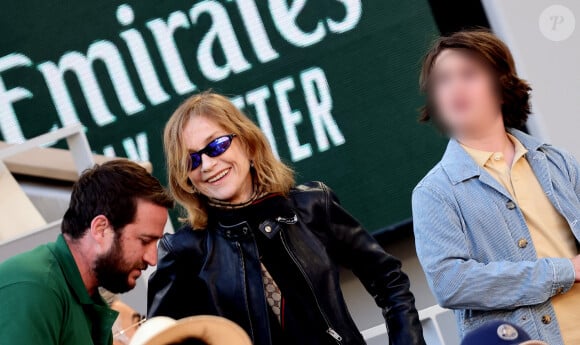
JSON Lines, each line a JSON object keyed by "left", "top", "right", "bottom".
{"left": 461, "top": 321, "right": 548, "bottom": 345}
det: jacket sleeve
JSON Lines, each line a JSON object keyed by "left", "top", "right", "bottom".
{"left": 319, "top": 183, "right": 426, "bottom": 345}
{"left": 412, "top": 184, "right": 575, "bottom": 310}
{"left": 147, "top": 233, "right": 207, "bottom": 319}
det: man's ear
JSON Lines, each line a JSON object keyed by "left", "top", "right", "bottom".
{"left": 89, "top": 215, "right": 112, "bottom": 244}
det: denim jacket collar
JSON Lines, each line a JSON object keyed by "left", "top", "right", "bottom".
{"left": 441, "top": 128, "right": 548, "bottom": 186}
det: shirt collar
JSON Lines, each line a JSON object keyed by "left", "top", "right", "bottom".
{"left": 50, "top": 235, "right": 119, "bottom": 344}
{"left": 50, "top": 234, "right": 103, "bottom": 306}
{"left": 441, "top": 129, "right": 547, "bottom": 184}
{"left": 460, "top": 133, "right": 529, "bottom": 168}
{"left": 508, "top": 133, "right": 529, "bottom": 163}
{"left": 460, "top": 144, "right": 494, "bottom": 167}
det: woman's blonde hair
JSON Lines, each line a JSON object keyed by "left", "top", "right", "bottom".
{"left": 164, "top": 91, "right": 295, "bottom": 229}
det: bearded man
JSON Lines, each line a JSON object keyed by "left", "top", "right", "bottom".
{"left": 0, "top": 160, "right": 173, "bottom": 345}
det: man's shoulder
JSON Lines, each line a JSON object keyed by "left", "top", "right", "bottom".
{"left": 0, "top": 243, "right": 62, "bottom": 291}
{"left": 414, "top": 162, "right": 451, "bottom": 192}
{"left": 538, "top": 141, "right": 578, "bottom": 166}
{"left": 0, "top": 246, "right": 70, "bottom": 344}
{"left": 511, "top": 129, "right": 579, "bottom": 173}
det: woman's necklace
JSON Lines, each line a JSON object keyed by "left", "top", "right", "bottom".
{"left": 207, "top": 185, "right": 267, "bottom": 209}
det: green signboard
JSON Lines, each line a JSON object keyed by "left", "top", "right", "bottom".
{"left": 0, "top": 0, "right": 446, "bottom": 233}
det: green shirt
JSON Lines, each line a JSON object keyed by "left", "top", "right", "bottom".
{"left": 0, "top": 235, "right": 119, "bottom": 345}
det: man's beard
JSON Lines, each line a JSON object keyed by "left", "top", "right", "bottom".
{"left": 94, "top": 239, "right": 146, "bottom": 294}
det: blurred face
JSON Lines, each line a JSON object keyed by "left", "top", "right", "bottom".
{"left": 430, "top": 49, "right": 503, "bottom": 136}
{"left": 95, "top": 199, "right": 167, "bottom": 293}
{"left": 183, "top": 115, "right": 253, "bottom": 203}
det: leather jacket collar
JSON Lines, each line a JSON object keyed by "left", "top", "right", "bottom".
{"left": 208, "top": 193, "right": 297, "bottom": 241}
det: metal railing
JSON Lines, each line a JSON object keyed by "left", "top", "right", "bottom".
{"left": 0, "top": 123, "right": 94, "bottom": 176}
{"left": 0, "top": 124, "right": 94, "bottom": 246}
{"left": 362, "top": 304, "right": 452, "bottom": 345}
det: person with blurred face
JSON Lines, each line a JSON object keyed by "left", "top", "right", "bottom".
{"left": 412, "top": 30, "right": 580, "bottom": 345}
{"left": 0, "top": 160, "right": 173, "bottom": 345}
{"left": 148, "top": 91, "right": 426, "bottom": 345}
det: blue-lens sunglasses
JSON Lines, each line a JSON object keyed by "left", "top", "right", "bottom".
{"left": 189, "top": 134, "right": 236, "bottom": 170}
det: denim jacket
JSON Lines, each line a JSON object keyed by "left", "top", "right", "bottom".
{"left": 412, "top": 129, "right": 580, "bottom": 344}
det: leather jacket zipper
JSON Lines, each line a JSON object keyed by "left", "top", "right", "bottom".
{"left": 279, "top": 233, "right": 343, "bottom": 344}
{"left": 326, "top": 328, "right": 343, "bottom": 342}
{"left": 275, "top": 215, "right": 298, "bottom": 224}
{"left": 235, "top": 241, "right": 256, "bottom": 342}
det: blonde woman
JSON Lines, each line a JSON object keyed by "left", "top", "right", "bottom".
{"left": 148, "top": 91, "right": 425, "bottom": 345}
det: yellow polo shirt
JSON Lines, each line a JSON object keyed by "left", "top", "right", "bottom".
{"left": 462, "top": 134, "right": 580, "bottom": 345}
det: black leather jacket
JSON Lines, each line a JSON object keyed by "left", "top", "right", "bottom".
{"left": 148, "top": 182, "right": 425, "bottom": 345}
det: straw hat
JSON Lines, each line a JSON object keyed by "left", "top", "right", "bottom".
{"left": 129, "top": 315, "right": 252, "bottom": 345}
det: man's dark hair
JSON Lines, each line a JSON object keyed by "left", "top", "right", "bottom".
{"left": 62, "top": 159, "right": 174, "bottom": 239}
{"left": 419, "top": 29, "right": 532, "bottom": 131}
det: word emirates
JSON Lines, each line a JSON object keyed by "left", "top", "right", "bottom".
{"left": 0, "top": 1, "right": 361, "bottom": 162}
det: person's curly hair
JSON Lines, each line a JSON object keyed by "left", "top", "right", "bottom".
{"left": 419, "top": 29, "right": 532, "bottom": 131}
